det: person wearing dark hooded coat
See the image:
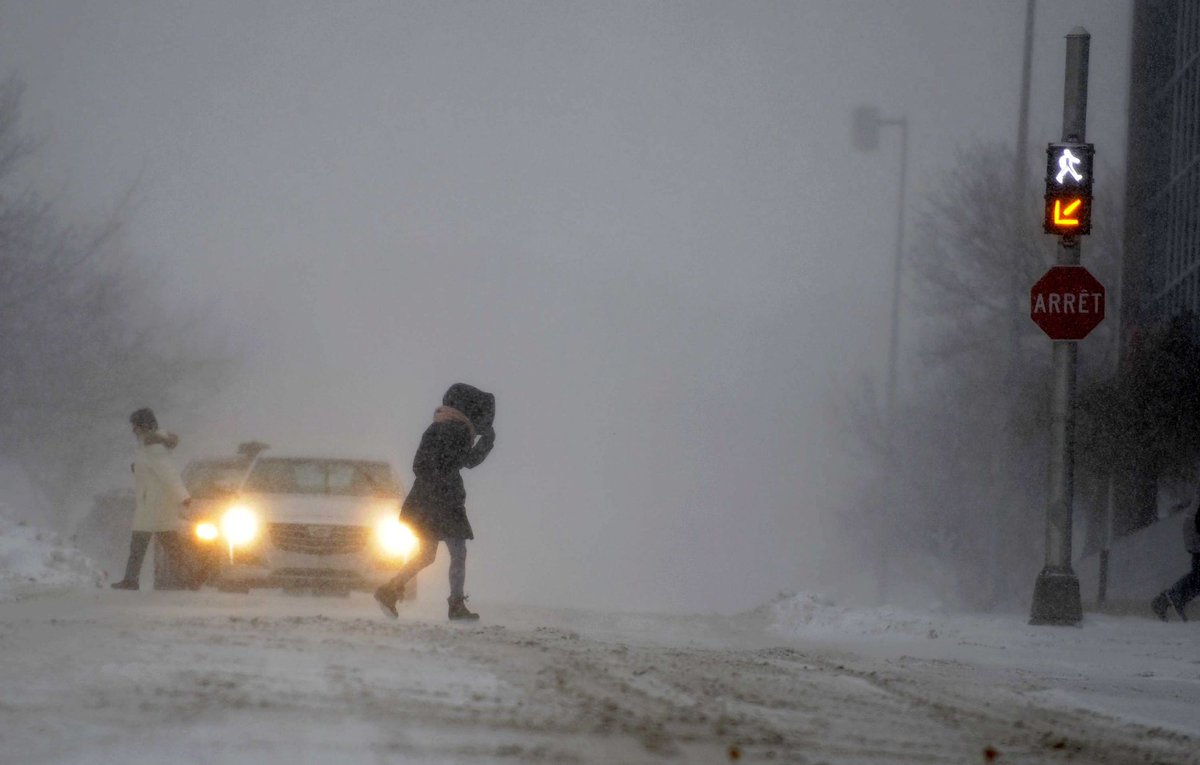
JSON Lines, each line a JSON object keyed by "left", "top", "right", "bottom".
{"left": 1152, "top": 500, "right": 1200, "bottom": 622}
{"left": 375, "top": 383, "right": 495, "bottom": 621}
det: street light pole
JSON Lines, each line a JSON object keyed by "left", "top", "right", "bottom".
{"left": 852, "top": 107, "right": 909, "bottom": 605}
{"left": 991, "top": 0, "right": 1037, "bottom": 607}
{"left": 1011, "top": 0, "right": 1036, "bottom": 361}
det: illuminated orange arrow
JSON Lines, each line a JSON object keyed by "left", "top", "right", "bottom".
{"left": 1053, "top": 198, "right": 1082, "bottom": 227}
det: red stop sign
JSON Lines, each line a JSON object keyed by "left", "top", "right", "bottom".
{"left": 1030, "top": 265, "right": 1105, "bottom": 340}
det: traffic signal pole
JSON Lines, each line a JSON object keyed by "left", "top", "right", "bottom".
{"left": 1030, "top": 28, "right": 1089, "bottom": 626}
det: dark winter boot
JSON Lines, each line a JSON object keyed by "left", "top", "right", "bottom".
{"left": 1168, "top": 591, "right": 1189, "bottom": 622}
{"left": 110, "top": 579, "right": 139, "bottom": 590}
{"left": 1151, "top": 592, "right": 1170, "bottom": 621}
{"left": 374, "top": 584, "right": 401, "bottom": 620}
{"left": 448, "top": 595, "right": 479, "bottom": 621}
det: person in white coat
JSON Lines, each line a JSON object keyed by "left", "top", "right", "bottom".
{"left": 110, "top": 408, "right": 192, "bottom": 590}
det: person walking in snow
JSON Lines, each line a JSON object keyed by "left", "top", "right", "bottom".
{"left": 1152, "top": 500, "right": 1200, "bottom": 621}
{"left": 374, "top": 383, "right": 495, "bottom": 621}
{"left": 110, "top": 408, "right": 193, "bottom": 591}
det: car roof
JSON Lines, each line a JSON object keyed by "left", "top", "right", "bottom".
{"left": 184, "top": 457, "right": 248, "bottom": 469}
{"left": 251, "top": 456, "right": 391, "bottom": 467}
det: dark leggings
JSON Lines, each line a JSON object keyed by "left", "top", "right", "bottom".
{"left": 384, "top": 538, "right": 467, "bottom": 598}
{"left": 121, "top": 531, "right": 185, "bottom": 584}
{"left": 1168, "top": 553, "right": 1200, "bottom": 610}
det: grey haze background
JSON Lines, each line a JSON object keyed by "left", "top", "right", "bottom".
{"left": 0, "top": 1, "right": 1132, "bottom": 613}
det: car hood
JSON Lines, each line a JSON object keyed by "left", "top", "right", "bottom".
{"left": 242, "top": 493, "right": 400, "bottom": 526}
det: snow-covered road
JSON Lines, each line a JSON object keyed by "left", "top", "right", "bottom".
{"left": 1, "top": 590, "right": 1197, "bottom": 764}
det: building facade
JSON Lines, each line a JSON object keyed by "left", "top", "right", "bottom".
{"left": 1124, "top": 0, "right": 1200, "bottom": 327}
{"left": 1119, "top": 0, "right": 1200, "bottom": 535}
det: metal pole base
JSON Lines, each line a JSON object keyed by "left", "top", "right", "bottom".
{"left": 1029, "top": 567, "right": 1083, "bottom": 625}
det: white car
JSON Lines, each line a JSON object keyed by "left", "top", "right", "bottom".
{"left": 186, "top": 455, "right": 419, "bottom": 597}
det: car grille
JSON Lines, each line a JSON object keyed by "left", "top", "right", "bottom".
{"left": 269, "top": 523, "right": 369, "bottom": 555}
{"left": 272, "top": 569, "right": 362, "bottom": 581}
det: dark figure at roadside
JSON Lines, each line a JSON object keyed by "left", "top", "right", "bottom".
{"left": 110, "top": 408, "right": 193, "bottom": 590}
{"left": 375, "top": 383, "right": 496, "bottom": 621}
{"left": 1152, "top": 501, "right": 1200, "bottom": 621}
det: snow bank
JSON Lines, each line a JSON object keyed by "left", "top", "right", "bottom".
{"left": 1077, "top": 511, "right": 1191, "bottom": 603}
{"left": 0, "top": 501, "right": 105, "bottom": 601}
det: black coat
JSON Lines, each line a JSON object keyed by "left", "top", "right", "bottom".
{"left": 401, "top": 384, "right": 495, "bottom": 540}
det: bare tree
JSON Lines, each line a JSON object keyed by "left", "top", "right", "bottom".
{"left": 0, "top": 76, "right": 231, "bottom": 527}
{"left": 837, "top": 141, "right": 1123, "bottom": 609}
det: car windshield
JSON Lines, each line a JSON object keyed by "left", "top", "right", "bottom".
{"left": 183, "top": 460, "right": 249, "bottom": 499}
{"left": 243, "top": 458, "right": 398, "bottom": 497}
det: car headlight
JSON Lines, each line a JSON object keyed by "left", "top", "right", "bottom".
{"left": 376, "top": 517, "right": 418, "bottom": 558}
{"left": 194, "top": 521, "right": 219, "bottom": 542}
{"left": 220, "top": 505, "right": 259, "bottom": 546}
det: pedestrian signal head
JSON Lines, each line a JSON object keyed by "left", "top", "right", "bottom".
{"left": 1044, "top": 142, "right": 1094, "bottom": 236}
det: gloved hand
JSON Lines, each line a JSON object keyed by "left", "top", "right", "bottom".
{"left": 464, "top": 425, "right": 495, "bottom": 469}
{"left": 475, "top": 425, "right": 495, "bottom": 450}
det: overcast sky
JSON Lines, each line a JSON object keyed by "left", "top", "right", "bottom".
{"left": 0, "top": 1, "right": 1133, "bottom": 612}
